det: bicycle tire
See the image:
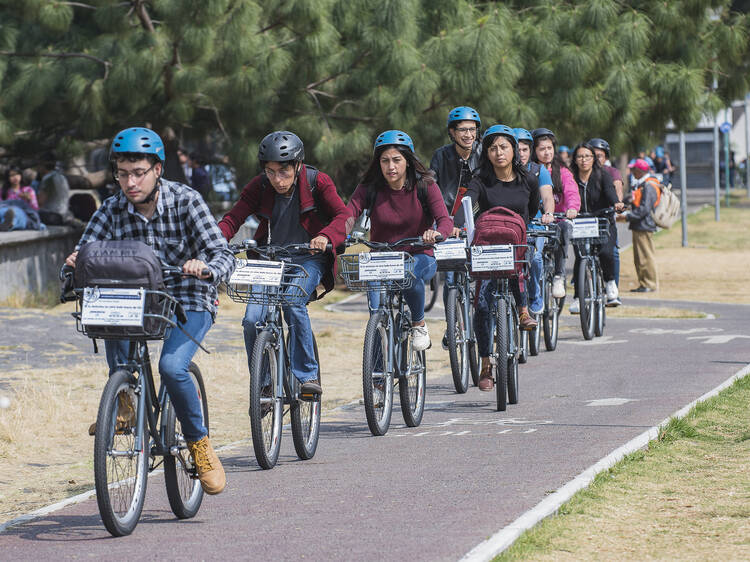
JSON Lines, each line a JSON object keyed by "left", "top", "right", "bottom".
{"left": 446, "top": 287, "right": 469, "bottom": 394}
{"left": 291, "top": 335, "right": 322, "bottom": 460}
{"left": 507, "top": 300, "right": 520, "bottom": 405}
{"left": 577, "top": 258, "right": 595, "bottom": 340}
{"left": 362, "top": 311, "right": 393, "bottom": 436}
{"left": 518, "top": 328, "right": 529, "bottom": 364}
{"left": 249, "top": 329, "right": 283, "bottom": 469}
{"left": 594, "top": 270, "right": 606, "bottom": 337}
{"left": 423, "top": 274, "right": 439, "bottom": 313}
{"left": 469, "top": 338, "right": 480, "bottom": 387}
{"left": 542, "top": 275, "right": 559, "bottom": 351}
{"left": 494, "top": 298, "right": 508, "bottom": 412}
{"left": 93, "top": 369, "right": 147, "bottom": 537}
{"left": 528, "top": 311, "right": 541, "bottom": 356}
{"left": 164, "top": 362, "right": 206, "bottom": 520}
{"left": 399, "top": 339, "right": 426, "bottom": 427}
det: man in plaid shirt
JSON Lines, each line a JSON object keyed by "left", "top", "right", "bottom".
{"left": 65, "top": 127, "right": 234, "bottom": 495}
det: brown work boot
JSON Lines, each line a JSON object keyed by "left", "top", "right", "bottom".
{"left": 519, "top": 311, "right": 538, "bottom": 331}
{"left": 478, "top": 364, "right": 494, "bottom": 392}
{"left": 88, "top": 391, "right": 136, "bottom": 436}
{"left": 187, "top": 436, "right": 226, "bottom": 495}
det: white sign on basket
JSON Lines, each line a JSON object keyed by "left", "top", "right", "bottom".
{"left": 571, "top": 217, "right": 599, "bottom": 239}
{"left": 433, "top": 238, "right": 467, "bottom": 261}
{"left": 471, "top": 245, "right": 514, "bottom": 272}
{"left": 358, "top": 252, "right": 405, "bottom": 280}
{"left": 229, "top": 259, "right": 284, "bottom": 286}
{"left": 81, "top": 287, "right": 145, "bottom": 327}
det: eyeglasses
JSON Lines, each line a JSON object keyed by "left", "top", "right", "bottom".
{"left": 575, "top": 154, "right": 594, "bottom": 161}
{"left": 455, "top": 127, "right": 477, "bottom": 135}
{"left": 114, "top": 164, "right": 156, "bottom": 182}
{"left": 264, "top": 168, "right": 295, "bottom": 180}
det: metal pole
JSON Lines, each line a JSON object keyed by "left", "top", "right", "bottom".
{"left": 724, "top": 126, "right": 731, "bottom": 207}
{"left": 746, "top": 93, "right": 750, "bottom": 197}
{"left": 680, "top": 130, "right": 688, "bottom": 247}
{"left": 713, "top": 105, "right": 721, "bottom": 220}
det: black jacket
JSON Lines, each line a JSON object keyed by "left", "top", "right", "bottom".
{"left": 429, "top": 142, "right": 481, "bottom": 214}
{"left": 576, "top": 167, "right": 618, "bottom": 214}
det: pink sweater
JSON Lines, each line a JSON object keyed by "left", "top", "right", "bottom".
{"left": 547, "top": 165, "right": 580, "bottom": 213}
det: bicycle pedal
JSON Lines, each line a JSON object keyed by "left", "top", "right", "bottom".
{"left": 299, "top": 391, "right": 320, "bottom": 402}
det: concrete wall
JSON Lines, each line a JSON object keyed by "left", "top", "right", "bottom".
{"left": 0, "top": 227, "right": 82, "bottom": 302}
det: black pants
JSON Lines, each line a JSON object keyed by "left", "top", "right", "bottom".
{"left": 572, "top": 219, "right": 616, "bottom": 283}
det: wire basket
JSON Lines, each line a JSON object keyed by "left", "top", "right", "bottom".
{"left": 338, "top": 253, "right": 416, "bottom": 292}
{"left": 469, "top": 244, "right": 529, "bottom": 280}
{"left": 571, "top": 216, "right": 610, "bottom": 248}
{"left": 74, "top": 288, "right": 178, "bottom": 341}
{"left": 226, "top": 262, "right": 310, "bottom": 306}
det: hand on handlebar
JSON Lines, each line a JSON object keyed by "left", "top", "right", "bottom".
{"left": 309, "top": 235, "right": 330, "bottom": 253}
{"left": 421, "top": 229, "right": 443, "bottom": 244}
{"left": 65, "top": 251, "right": 78, "bottom": 268}
{"left": 450, "top": 227, "right": 462, "bottom": 238}
{"left": 183, "top": 259, "right": 212, "bottom": 280}
{"left": 614, "top": 201, "right": 625, "bottom": 213}
{"left": 566, "top": 208, "right": 578, "bottom": 219}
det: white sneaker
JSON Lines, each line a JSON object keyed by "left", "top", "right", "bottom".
{"left": 552, "top": 275, "right": 566, "bottom": 299}
{"left": 605, "top": 280, "right": 619, "bottom": 301}
{"left": 569, "top": 298, "right": 580, "bottom": 314}
{"left": 411, "top": 324, "right": 431, "bottom": 351}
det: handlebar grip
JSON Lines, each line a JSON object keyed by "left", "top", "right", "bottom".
{"left": 434, "top": 234, "right": 444, "bottom": 242}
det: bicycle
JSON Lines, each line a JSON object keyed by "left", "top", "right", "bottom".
{"left": 226, "top": 240, "right": 327, "bottom": 470}
{"left": 60, "top": 261, "right": 209, "bottom": 537}
{"left": 470, "top": 242, "right": 530, "bottom": 411}
{"left": 433, "top": 234, "right": 479, "bottom": 392}
{"left": 527, "top": 217, "right": 565, "bottom": 352}
{"left": 423, "top": 273, "right": 439, "bottom": 312}
{"left": 339, "top": 236, "right": 433, "bottom": 436}
{"left": 571, "top": 209, "right": 613, "bottom": 340}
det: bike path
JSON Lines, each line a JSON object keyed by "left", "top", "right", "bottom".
{"left": 2, "top": 299, "right": 749, "bottom": 560}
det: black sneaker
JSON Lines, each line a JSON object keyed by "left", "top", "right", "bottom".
{"left": 0, "top": 208, "right": 15, "bottom": 232}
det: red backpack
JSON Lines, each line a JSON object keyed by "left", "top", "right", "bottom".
{"left": 471, "top": 206, "right": 527, "bottom": 279}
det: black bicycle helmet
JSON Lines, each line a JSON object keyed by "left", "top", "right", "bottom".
{"left": 258, "top": 131, "right": 304, "bottom": 162}
{"left": 531, "top": 127, "right": 556, "bottom": 142}
{"left": 588, "top": 137, "right": 610, "bottom": 156}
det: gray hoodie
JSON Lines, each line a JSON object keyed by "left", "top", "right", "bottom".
{"left": 626, "top": 174, "right": 658, "bottom": 232}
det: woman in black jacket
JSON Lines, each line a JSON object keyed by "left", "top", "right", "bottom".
{"left": 569, "top": 142, "right": 619, "bottom": 313}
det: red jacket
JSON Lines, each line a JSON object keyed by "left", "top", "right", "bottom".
{"left": 218, "top": 165, "right": 349, "bottom": 296}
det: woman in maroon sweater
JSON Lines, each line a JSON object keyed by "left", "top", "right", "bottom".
{"left": 347, "top": 130, "right": 453, "bottom": 351}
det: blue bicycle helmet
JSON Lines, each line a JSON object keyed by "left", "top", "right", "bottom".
{"left": 514, "top": 127, "right": 533, "bottom": 144}
{"left": 447, "top": 106, "right": 481, "bottom": 128}
{"left": 654, "top": 145, "right": 665, "bottom": 158}
{"left": 374, "top": 130, "right": 414, "bottom": 153}
{"left": 558, "top": 144, "right": 570, "bottom": 153}
{"left": 110, "top": 127, "right": 165, "bottom": 162}
{"left": 482, "top": 124, "right": 517, "bottom": 148}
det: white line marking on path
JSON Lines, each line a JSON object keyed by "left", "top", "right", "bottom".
{"left": 564, "top": 336, "right": 628, "bottom": 345}
{"left": 586, "top": 398, "right": 636, "bottom": 407}
{"left": 498, "top": 429, "right": 511, "bottom": 434}
{"left": 686, "top": 335, "right": 750, "bottom": 344}
{"left": 460, "top": 361, "right": 750, "bottom": 562}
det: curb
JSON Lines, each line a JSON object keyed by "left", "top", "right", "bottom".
{"left": 460, "top": 361, "right": 750, "bottom": 562}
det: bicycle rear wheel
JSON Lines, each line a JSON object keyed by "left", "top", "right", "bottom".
{"left": 164, "top": 362, "right": 206, "bottom": 519}
{"left": 528, "top": 312, "right": 541, "bottom": 356}
{"left": 577, "top": 259, "right": 595, "bottom": 340}
{"left": 507, "top": 301, "right": 520, "bottom": 405}
{"left": 423, "top": 274, "right": 439, "bottom": 313}
{"left": 518, "top": 328, "right": 528, "bottom": 364}
{"left": 363, "top": 311, "right": 393, "bottom": 436}
{"left": 291, "top": 335, "right": 322, "bottom": 460}
{"left": 399, "top": 336, "right": 426, "bottom": 427}
{"left": 249, "top": 330, "right": 283, "bottom": 469}
{"left": 594, "top": 270, "right": 606, "bottom": 337}
{"left": 94, "top": 369, "right": 147, "bottom": 537}
{"left": 446, "top": 287, "right": 469, "bottom": 394}
{"left": 494, "top": 299, "right": 508, "bottom": 412}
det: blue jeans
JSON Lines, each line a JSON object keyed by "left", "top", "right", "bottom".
{"left": 527, "top": 236, "right": 545, "bottom": 314}
{"left": 0, "top": 206, "right": 29, "bottom": 230}
{"left": 473, "top": 278, "right": 525, "bottom": 357}
{"left": 368, "top": 253, "right": 437, "bottom": 323}
{"left": 243, "top": 254, "right": 326, "bottom": 384}
{"left": 105, "top": 309, "right": 213, "bottom": 442}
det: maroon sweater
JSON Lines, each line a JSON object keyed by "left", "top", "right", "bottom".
{"left": 347, "top": 181, "right": 453, "bottom": 256}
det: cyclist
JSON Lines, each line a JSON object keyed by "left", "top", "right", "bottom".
{"left": 64, "top": 127, "right": 235, "bottom": 495}
{"left": 514, "top": 127, "right": 555, "bottom": 315}
{"left": 558, "top": 145, "right": 572, "bottom": 168}
{"left": 588, "top": 137, "right": 625, "bottom": 306}
{"left": 531, "top": 128, "right": 580, "bottom": 300}
{"left": 453, "top": 125, "right": 552, "bottom": 391}
{"left": 218, "top": 131, "right": 349, "bottom": 398}
{"left": 348, "top": 130, "right": 453, "bottom": 351}
{"left": 568, "top": 141, "right": 620, "bottom": 313}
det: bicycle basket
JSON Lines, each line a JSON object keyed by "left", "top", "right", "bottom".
{"left": 434, "top": 239, "right": 470, "bottom": 272}
{"left": 75, "top": 287, "right": 178, "bottom": 340}
{"left": 571, "top": 217, "right": 610, "bottom": 248}
{"left": 469, "top": 244, "right": 528, "bottom": 279}
{"left": 226, "top": 260, "right": 310, "bottom": 306}
{"left": 338, "top": 252, "right": 415, "bottom": 292}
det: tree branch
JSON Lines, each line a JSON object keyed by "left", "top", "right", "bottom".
{"left": 305, "top": 50, "right": 371, "bottom": 91}
{"left": 134, "top": 0, "right": 155, "bottom": 33}
{"left": 0, "top": 51, "right": 111, "bottom": 79}
{"left": 61, "top": 2, "right": 96, "bottom": 8}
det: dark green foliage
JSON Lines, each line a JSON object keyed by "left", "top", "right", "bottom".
{"left": 0, "top": 0, "right": 747, "bottom": 194}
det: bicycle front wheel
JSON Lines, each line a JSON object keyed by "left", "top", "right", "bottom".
{"left": 249, "top": 329, "right": 283, "bottom": 469}
{"left": 164, "top": 362, "right": 207, "bottom": 519}
{"left": 399, "top": 337, "right": 426, "bottom": 427}
{"left": 577, "top": 259, "right": 595, "bottom": 340}
{"left": 446, "top": 287, "right": 469, "bottom": 394}
{"left": 291, "top": 335, "right": 322, "bottom": 460}
{"left": 594, "top": 270, "right": 606, "bottom": 337}
{"left": 494, "top": 299, "right": 509, "bottom": 412}
{"left": 363, "top": 311, "right": 394, "bottom": 436}
{"left": 542, "top": 274, "right": 559, "bottom": 351}
{"left": 528, "top": 311, "right": 541, "bottom": 356}
{"left": 94, "top": 369, "right": 148, "bottom": 537}
{"left": 507, "top": 301, "right": 520, "bottom": 405}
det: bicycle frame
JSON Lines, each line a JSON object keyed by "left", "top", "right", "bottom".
{"left": 370, "top": 286, "right": 409, "bottom": 380}
{"left": 487, "top": 279, "right": 518, "bottom": 366}
{"left": 445, "top": 267, "right": 476, "bottom": 355}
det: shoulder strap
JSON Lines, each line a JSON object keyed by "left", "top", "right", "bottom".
{"left": 306, "top": 165, "right": 319, "bottom": 193}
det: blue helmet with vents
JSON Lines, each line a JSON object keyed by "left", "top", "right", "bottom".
{"left": 374, "top": 130, "right": 415, "bottom": 153}
{"left": 110, "top": 127, "right": 165, "bottom": 162}
{"left": 447, "top": 106, "right": 481, "bottom": 128}
{"left": 514, "top": 127, "right": 533, "bottom": 144}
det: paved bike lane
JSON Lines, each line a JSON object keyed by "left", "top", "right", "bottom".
{"left": 2, "top": 299, "right": 749, "bottom": 560}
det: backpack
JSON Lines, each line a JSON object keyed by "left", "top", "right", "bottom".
{"left": 470, "top": 206, "right": 527, "bottom": 279}
{"left": 74, "top": 240, "right": 167, "bottom": 337}
{"left": 648, "top": 178, "right": 681, "bottom": 229}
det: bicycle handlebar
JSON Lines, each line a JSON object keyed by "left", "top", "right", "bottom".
{"left": 228, "top": 239, "right": 333, "bottom": 258}
{"left": 346, "top": 234, "right": 443, "bottom": 251}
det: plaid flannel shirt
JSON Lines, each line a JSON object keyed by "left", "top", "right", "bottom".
{"left": 75, "top": 179, "right": 235, "bottom": 318}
